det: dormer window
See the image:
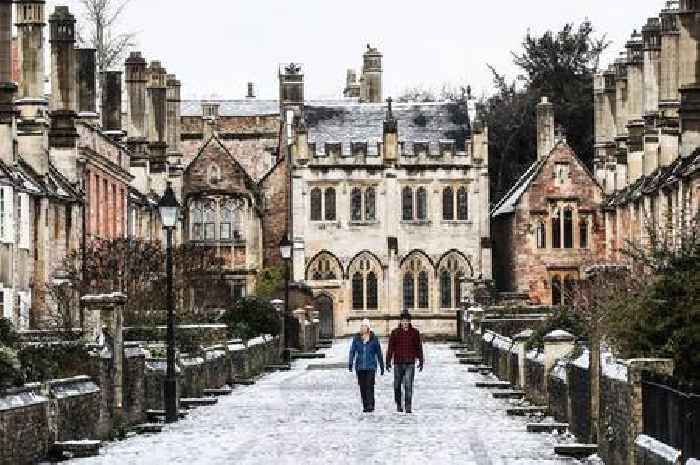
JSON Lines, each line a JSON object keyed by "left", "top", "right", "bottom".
{"left": 439, "top": 141, "right": 455, "bottom": 157}
{"left": 325, "top": 142, "right": 341, "bottom": 158}
{"left": 414, "top": 142, "right": 429, "bottom": 157}
{"left": 554, "top": 163, "right": 570, "bottom": 186}
{"left": 351, "top": 142, "right": 368, "bottom": 158}
{"left": 209, "top": 164, "right": 221, "bottom": 185}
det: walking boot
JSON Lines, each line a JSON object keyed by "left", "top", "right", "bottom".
{"left": 396, "top": 403, "right": 403, "bottom": 413}
{"left": 405, "top": 403, "right": 412, "bottom": 414}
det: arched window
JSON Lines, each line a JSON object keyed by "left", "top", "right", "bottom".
{"left": 418, "top": 271, "right": 429, "bottom": 308}
{"left": 310, "top": 188, "right": 322, "bottom": 221}
{"left": 365, "top": 187, "right": 376, "bottom": 221}
{"left": 402, "top": 187, "right": 413, "bottom": 221}
{"left": 552, "top": 276, "right": 562, "bottom": 306}
{"left": 324, "top": 188, "right": 336, "bottom": 221}
{"left": 552, "top": 208, "right": 561, "bottom": 248}
{"left": 351, "top": 187, "right": 362, "bottom": 222}
{"left": 442, "top": 187, "right": 454, "bottom": 220}
{"left": 191, "top": 201, "right": 203, "bottom": 240}
{"left": 563, "top": 208, "right": 573, "bottom": 248}
{"left": 440, "top": 270, "right": 452, "bottom": 308}
{"left": 221, "top": 202, "right": 233, "bottom": 241}
{"left": 579, "top": 218, "right": 588, "bottom": 249}
{"left": 366, "top": 272, "right": 378, "bottom": 310}
{"left": 457, "top": 187, "right": 468, "bottom": 221}
{"left": 455, "top": 272, "right": 464, "bottom": 307}
{"left": 403, "top": 272, "right": 414, "bottom": 310}
{"left": 416, "top": 187, "right": 427, "bottom": 220}
{"left": 352, "top": 272, "right": 364, "bottom": 310}
{"left": 203, "top": 202, "right": 216, "bottom": 240}
{"left": 536, "top": 221, "right": 546, "bottom": 249}
{"left": 307, "top": 252, "right": 341, "bottom": 281}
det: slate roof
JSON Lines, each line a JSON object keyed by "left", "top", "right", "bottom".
{"left": 0, "top": 157, "right": 81, "bottom": 202}
{"left": 181, "top": 100, "right": 280, "bottom": 117}
{"left": 303, "top": 101, "right": 471, "bottom": 156}
{"left": 491, "top": 156, "right": 548, "bottom": 217}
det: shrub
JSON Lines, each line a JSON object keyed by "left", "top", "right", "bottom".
{"left": 219, "top": 297, "right": 280, "bottom": 342}
{"left": 18, "top": 342, "right": 91, "bottom": 383}
{"left": 0, "top": 318, "right": 18, "bottom": 348}
{"left": 0, "top": 345, "right": 24, "bottom": 388}
{"left": 526, "top": 305, "right": 586, "bottom": 351}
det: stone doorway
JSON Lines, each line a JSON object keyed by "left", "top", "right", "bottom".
{"left": 314, "top": 295, "right": 334, "bottom": 339}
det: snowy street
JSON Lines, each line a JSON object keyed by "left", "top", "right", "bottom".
{"left": 64, "top": 341, "right": 584, "bottom": 465}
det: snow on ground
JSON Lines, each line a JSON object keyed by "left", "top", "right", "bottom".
{"left": 61, "top": 341, "right": 588, "bottom": 465}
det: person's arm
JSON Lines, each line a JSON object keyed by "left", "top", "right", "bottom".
{"left": 348, "top": 338, "right": 356, "bottom": 371}
{"left": 377, "top": 339, "right": 385, "bottom": 374}
{"left": 416, "top": 332, "right": 424, "bottom": 367}
{"left": 386, "top": 331, "right": 394, "bottom": 367}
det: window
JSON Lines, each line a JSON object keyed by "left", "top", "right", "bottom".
{"left": 351, "top": 188, "right": 362, "bottom": 222}
{"left": 233, "top": 281, "right": 246, "bottom": 301}
{"left": 454, "top": 272, "right": 464, "bottom": 308}
{"left": 203, "top": 202, "right": 216, "bottom": 240}
{"left": 324, "top": 187, "right": 336, "bottom": 221}
{"left": 310, "top": 188, "right": 322, "bottom": 221}
{"left": 352, "top": 272, "right": 364, "bottom": 310}
{"left": 442, "top": 187, "right": 454, "bottom": 220}
{"left": 191, "top": 202, "right": 203, "bottom": 240}
{"left": 416, "top": 187, "right": 427, "bottom": 220}
{"left": 579, "top": 218, "right": 588, "bottom": 249}
{"left": 402, "top": 187, "right": 413, "bottom": 221}
{"left": 536, "top": 221, "right": 546, "bottom": 249}
{"left": 440, "top": 270, "right": 451, "bottom": 308}
{"left": 552, "top": 209, "right": 561, "bottom": 248}
{"left": 552, "top": 275, "right": 562, "bottom": 305}
{"left": 221, "top": 203, "right": 233, "bottom": 240}
{"left": 307, "top": 252, "right": 341, "bottom": 280}
{"left": 418, "top": 271, "right": 429, "bottom": 308}
{"left": 209, "top": 164, "right": 221, "bottom": 185}
{"left": 563, "top": 276, "right": 576, "bottom": 305}
{"left": 403, "top": 272, "right": 414, "bottom": 310}
{"left": 366, "top": 272, "right": 378, "bottom": 310}
{"left": 457, "top": 187, "right": 468, "bottom": 221}
{"left": 554, "top": 163, "right": 570, "bottom": 186}
{"left": 54, "top": 206, "right": 60, "bottom": 240}
{"left": 364, "top": 187, "right": 376, "bottom": 221}
{"left": 563, "top": 208, "right": 573, "bottom": 248}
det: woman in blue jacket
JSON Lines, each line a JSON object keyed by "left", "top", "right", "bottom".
{"left": 348, "top": 318, "right": 384, "bottom": 412}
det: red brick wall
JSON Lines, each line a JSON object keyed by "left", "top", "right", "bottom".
{"left": 85, "top": 167, "right": 128, "bottom": 240}
{"left": 259, "top": 157, "right": 288, "bottom": 268}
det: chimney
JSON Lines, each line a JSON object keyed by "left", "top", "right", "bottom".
{"left": 15, "top": 0, "right": 47, "bottom": 120}
{"left": 246, "top": 81, "right": 255, "bottom": 98}
{"left": 146, "top": 60, "right": 168, "bottom": 195}
{"left": 279, "top": 62, "right": 304, "bottom": 117}
{"left": 537, "top": 97, "right": 555, "bottom": 159}
{"left": 125, "top": 51, "right": 147, "bottom": 155}
{"left": 0, "top": 0, "right": 17, "bottom": 165}
{"left": 678, "top": 0, "right": 700, "bottom": 88}
{"left": 360, "top": 44, "right": 382, "bottom": 103}
{"left": 659, "top": 2, "right": 680, "bottom": 105}
{"left": 382, "top": 97, "right": 398, "bottom": 164}
{"left": 202, "top": 101, "right": 219, "bottom": 140}
{"left": 101, "top": 70, "right": 123, "bottom": 139}
{"left": 77, "top": 48, "right": 98, "bottom": 122}
{"left": 166, "top": 74, "right": 181, "bottom": 160}
{"left": 625, "top": 30, "right": 644, "bottom": 122}
{"left": 48, "top": 5, "right": 78, "bottom": 180}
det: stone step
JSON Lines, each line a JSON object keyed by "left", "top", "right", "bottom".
{"left": 181, "top": 397, "right": 219, "bottom": 408}
{"left": 133, "top": 423, "right": 163, "bottom": 434}
{"left": 52, "top": 440, "right": 101, "bottom": 459}
{"left": 526, "top": 422, "right": 569, "bottom": 434}
{"left": 492, "top": 390, "right": 525, "bottom": 399}
{"left": 316, "top": 343, "right": 332, "bottom": 349}
{"left": 467, "top": 365, "right": 491, "bottom": 373}
{"left": 449, "top": 344, "right": 470, "bottom": 350}
{"left": 145, "top": 409, "right": 188, "bottom": 422}
{"left": 290, "top": 352, "right": 326, "bottom": 360}
{"left": 203, "top": 387, "right": 234, "bottom": 396}
{"left": 319, "top": 339, "right": 333, "bottom": 345}
{"left": 458, "top": 357, "right": 484, "bottom": 365}
{"left": 455, "top": 351, "right": 478, "bottom": 358}
{"left": 475, "top": 380, "right": 512, "bottom": 389}
{"left": 478, "top": 368, "right": 493, "bottom": 375}
{"left": 265, "top": 364, "right": 292, "bottom": 372}
{"left": 232, "top": 378, "right": 256, "bottom": 386}
{"left": 554, "top": 444, "right": 598, "bottom": 459}
{"left": 506, "top": 406, "right": 548, "bottom": 416}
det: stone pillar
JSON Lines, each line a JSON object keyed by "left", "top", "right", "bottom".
{"left": 615, "top": 53, "right": 629, "bottom": 137}
{"left": 293, "top": 117, "right": 308, "bottom": 164}
{"left": 101, "top": 70, "right": 123, "bottom": 139}
{"left": 76, "top": 48, "right": 98, "bottom": 122}
{"left": 81, "top": 292, "right": 127, "bottom": 438}
{"left": 625, "top": 358, "right": 675, "bottom": 465}
{"left": 537, "top": 96, "right": 555, "bottom": 159}
{"left": 14, "top": 0, "right": 47, "bottom": 120}
{"left": 643, "top": 18, "right": 662, "bottom": 116}
{"left": 278, "top": 62, "right": 304, "bottom": 118}
{"left": 660, "top": 4, "right": 681, "bottom": 107}
{"left": 626, "top": 31, "right": 645, "bottom": 122}
{"left": 293, "top": 308, "right": 306, "bottom": 351}
{"left": 543, "top": 330, "right": 575, "bottom": 402}
{"left": 382, "top": 97, "right": 398, "bottom": 164}
{"left": 513, "top": 329, "right": 534, "bottom": 389}
{"left": 627, "top": 120, "right": 645, "bottom": 183}
{"left": 125, "top": 51, "right": 148, "bottom": 154}
{"left": 0, "top": 0, "right": 16, "bottom": 165}
{"left": 166, "top": 74, "right": 181, "bottom": 164}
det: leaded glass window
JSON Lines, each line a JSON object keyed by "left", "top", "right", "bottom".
{"left": 440, "top": 270, "right": 451, "bottom": 308}
{"left": 457, "top": 187, "right": 468, "bottom": 221}
{"left": 402, "top": 187, "right": 413, "bottom": 221}
{"left": 352, "top": 272, "right": 364, "bottom": 310}
{"left": 325, "top": 187, "right": 336, "bottom": 221}
{"left": 351, "top": 187, "right": 362, "bottom": 222}
{"left": 443, "top": 187, "right": 454, "bottom": 220}
{"left": 403, "top": 272, "right": 414, "bottom": 310}
{"left": 366, "top": 272, "right": 378, "bottom": 310}
{"left": 310, "top": 188, "right": 322, "bottom": 221}
{"left": 416, "top": 187, "right": 427, "bottom": 220}
{"left": 418, "top": 271, "right": 429, "bottom": 308}
{"left": 365, "top": 187, "right": 376, "bottom": 221}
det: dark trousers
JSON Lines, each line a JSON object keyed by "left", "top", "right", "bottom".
{"left": 394, "top": 363, "right": 415, "bottom": 409}
{"left": 356, "top": 369, "right": 376, "bottom": 412}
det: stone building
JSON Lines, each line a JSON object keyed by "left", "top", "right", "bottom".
{"left": 343, "top": 45, "right": 383, "bottom": 103}
{"left": 593, "top": 1, "right": 700, "bottom": 261}
{"left": 281, "top": 62, "right": 491, "bottom": 336}
{"left": 491, "top": 98, "right": 607, "bottom": 305}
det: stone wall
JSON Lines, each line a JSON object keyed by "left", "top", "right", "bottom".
{"left": 123, "top": 346, "right": 146, "bottom": 426}
{"left": 599, "top": 374, "right": 634, "bottom": 465}
{"left": 524, "top": 356, "right": 546, "bottom": 405}
{"left": 47, "top": 376, "right": 101, "bottom": 442}
{"left": 547, "top": 364, "right": 569, "bottom": 423}
{"left": 569, "top": 363, "right": 592, "bottom": 441}
{"left": 0, "top": 384, "right": 49, "bottom": 465}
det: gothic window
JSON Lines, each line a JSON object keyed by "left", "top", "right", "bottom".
{"left": 442, "top": 187, "right": 454, "bottom": 220}
{"left": 203, "top": 201, "right": 216, "bottom": 240}
{"left": 552, "top": 275, "right": 562, "bottom": 306}
{"left": 457, "top": 187, "right": 468, "bottom": 221}
{"left": 440, "top": 270, "right": 451, "bottom": 308}
{"left": 221, "top": 202, "right": 233, "bottom": 241}
{"left": 579, "top": 218, "right": 588, "bottom": 249}
{"left": 455, "top": 272, "right": 464, "bottom": 308}
{"left": 552, "top": 209, "right": 561, "bottom": 248}
{"left": 366, "top": 272, "right": 378, "bottom": 310}
{"left": 310, "top": 188, "right": 322, "bottom": 221}
{"left": 416, "top": 187, "right": 427, "bottom": 220}
{"left": 352, "top": 272, "right": 364, "bottom": 310}
{"left": 418, "top": 271, "right": 429, "bottom": 308}
{"left": 324, "top": 187, "right": 336, "bottom": 221}
{"left": 365, "top": 187, "right": 376, "bottom": 221}
{"left": 402, "top": 187, "right": 413, "bottom": 221}
{"left": 306, "top": 252, "right": 341, "bottom": 281}
{"left": 403, "top": 272, "right": 414, "bottom": 310}
{"left": 563, "top": 208, "right": 573, "bottom": 248}
{"left": 536, "top": 221, "right": 546, "bottom": 249}
{"left": 351, "top": 187, "right": 362, "bottom": 222}
{"left": 191, "top": 201, "right": 203, "bottom": 240}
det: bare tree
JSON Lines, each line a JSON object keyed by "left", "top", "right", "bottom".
{"left": 78, "top": 0, "right": 137, "bottom": 73}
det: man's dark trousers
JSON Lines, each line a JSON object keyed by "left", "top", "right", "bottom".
{"left": 393, "top": 363, "right": 415, "bottom": 410}
{"left": 357, "top": 370, "right": 375, "bottom": 411}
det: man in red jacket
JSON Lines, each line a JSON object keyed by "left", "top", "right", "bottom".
{"left": 386, "top": 312, "right": 424, "bottom": 413}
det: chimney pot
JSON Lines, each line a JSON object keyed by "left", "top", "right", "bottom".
{"left": 247, "top": 82, "right": 255, "bottom": 98}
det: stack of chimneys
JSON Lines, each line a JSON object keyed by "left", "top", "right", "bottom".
{"left": 0, "top": 0, "right": 17, "bottom": 164}
{"left": 247, "top": 82, "right": 255, "bottom": 98}
{"left": 537, "top": 97, "right": 555, "bottom": 160}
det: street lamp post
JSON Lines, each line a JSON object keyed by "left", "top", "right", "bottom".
{"left": 278, "top": 235, "right": 292, "bottom": 361}
{"left": 158, "top": 182, "right": 180, "bottom": 424}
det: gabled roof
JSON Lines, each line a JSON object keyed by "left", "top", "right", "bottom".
{"left": 0, "top": 156, "right": 80, "bottom": 202}
{"left": 181, "top": 100, "right": 280, "bottom": 117}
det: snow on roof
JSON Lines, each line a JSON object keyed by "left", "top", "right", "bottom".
{"left": 491, "top": 156, "right": 546, "bottom": 217}
{"left": 634, "top": 434, "right": 681, "bottom": 464}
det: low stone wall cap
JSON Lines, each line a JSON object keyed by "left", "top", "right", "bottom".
{"left": 513, "top": 329, "right": 535, "bottom": 341}
{"left": 81, "top": 292, "right": 127, "bottom": 304}
{"left": 544, "top": 330, "right": 575, "bottom": 341}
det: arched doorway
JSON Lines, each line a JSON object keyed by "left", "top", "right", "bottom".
{"left": 314, "top": 295, "right": 334, "bottom": 339}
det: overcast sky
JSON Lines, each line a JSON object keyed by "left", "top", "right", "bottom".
{"left": 46, "top": 0, "right": 665, "bottom": 100}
